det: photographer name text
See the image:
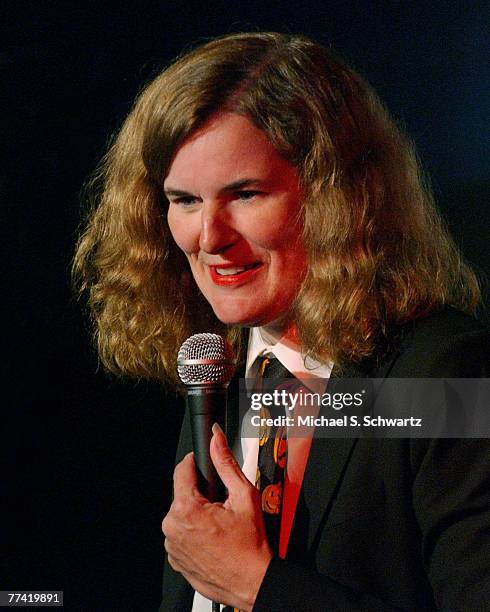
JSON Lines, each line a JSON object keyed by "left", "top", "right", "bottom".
{"left": 250, "top": 414, "right": 422, "bottom": 428}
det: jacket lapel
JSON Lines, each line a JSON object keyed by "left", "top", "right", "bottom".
{"left": 295, "top": 342, "right": 403, "bottom": 553}
{"left": 303, "top": 437, "right": 358, "bottom": 550}
{"left": 299, "top": 360, "right": 365, "bottom": 550}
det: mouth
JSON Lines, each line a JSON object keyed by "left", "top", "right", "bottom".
{"left": 215, "top": 263, "right": 260, "bottom": 276}
{"left": 208, "top": 262, "right": 263, "bottom": 285}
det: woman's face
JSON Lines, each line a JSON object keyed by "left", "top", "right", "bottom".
{"left": 165, "top": 112, "right": 306, "bottom": 328}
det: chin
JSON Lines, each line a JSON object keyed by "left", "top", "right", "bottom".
{"left": 210, "top": 305, "right": 261, "bottom": 327}
{"left": 212, "top": 305, "right": 285, "bottom": 329}
{"left": 215, "top": 313, "right": 260, "bottom": 327}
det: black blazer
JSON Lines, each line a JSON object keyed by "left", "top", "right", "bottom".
{"left": 160, "top": 307, "right": 490, "bottom": 611}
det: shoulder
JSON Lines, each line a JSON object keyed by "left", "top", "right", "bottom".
{"left": 385, "top": 306, "right": 490, "bottom": 377}
{"left": 406, "top": 305, "right": 487, "bottom": 336}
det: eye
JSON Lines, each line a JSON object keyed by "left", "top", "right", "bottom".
{"left": 234, "top": 190, "right": 262, "bottom": 201}
{"left": 171, "top": 195, "right": 200, "bottom": 207}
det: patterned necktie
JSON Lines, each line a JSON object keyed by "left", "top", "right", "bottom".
{"left": 255, "top": 354, "right": 291, "bottom": 555}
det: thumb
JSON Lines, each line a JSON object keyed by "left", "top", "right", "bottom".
{"left": 210, "top": 423, "right": 251, "bottom": 500}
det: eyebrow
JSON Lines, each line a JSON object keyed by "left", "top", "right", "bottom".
{"left": 163, "top": 188, "right": 194, "bottom": 198}
{"left": 222, "top": 178, "right": 266, "bottom": 191}
{"left": 164, "top": 178, "right": 266, "bottom": 198}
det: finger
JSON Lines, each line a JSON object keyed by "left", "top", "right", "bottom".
{"left": 183, "top": 576, "right": 230, "bottom": 608}
{"left": 167, "top": 553, "right": 211, "bottom": 589}
{"left": 173, "top": 452, "right": 204, "bottom": 501}
{"left": 210, "top": 423, "right": 251, "bottom": 499}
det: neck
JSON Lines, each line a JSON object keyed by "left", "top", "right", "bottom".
{"left": 261, "top": 318, "right": 300, "bottom": 346}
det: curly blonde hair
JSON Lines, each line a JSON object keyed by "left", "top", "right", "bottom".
{"left": 73, "top": 32, "right": 480, "bottom": 387}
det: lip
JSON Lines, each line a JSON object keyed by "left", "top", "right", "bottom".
{"left": 208, "top": 263, "right": 264, "bottom": 286}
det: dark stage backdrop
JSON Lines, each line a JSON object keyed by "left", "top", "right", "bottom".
{"left": 2, "top": 1, "right": 489, "bottom": 610}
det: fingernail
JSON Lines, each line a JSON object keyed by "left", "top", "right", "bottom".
{"left": 212, "top": 422, "right": 226, "bottom": 449}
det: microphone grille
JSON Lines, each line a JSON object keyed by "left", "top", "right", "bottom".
{"left": 177, "top": 333, "right": 236, "bottom": 385}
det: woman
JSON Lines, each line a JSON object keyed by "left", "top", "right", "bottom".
{"left": 74, "top": 33, "right": 489, "bottom": 611}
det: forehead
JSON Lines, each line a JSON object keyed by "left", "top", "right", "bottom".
{"left": 164, "top": 113, "right": 296, "bottom": 189}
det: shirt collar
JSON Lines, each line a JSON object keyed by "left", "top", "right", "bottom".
{"left": 245, "top": 326, "right": 333, "bottom": 391}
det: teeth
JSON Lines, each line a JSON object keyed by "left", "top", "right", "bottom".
{"left": 214, "top": 263, "right": 259, "bottom": 276}
{"left": 216, "top": 267, "right": 246, "bottom": 276}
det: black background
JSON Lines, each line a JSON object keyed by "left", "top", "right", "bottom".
{"left": 2, "top": 1, "right": 489, "bottom": 610}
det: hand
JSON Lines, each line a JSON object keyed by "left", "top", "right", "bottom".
{"left": 162, "top": 424, "right": 273, "bottom": 611}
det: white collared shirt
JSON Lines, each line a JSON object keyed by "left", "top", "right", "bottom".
{"left": 245, "top": 326, "right": 332, "bottom": 383}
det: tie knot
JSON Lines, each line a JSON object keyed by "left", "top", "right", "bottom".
{"left": 259, "top": 353, "right": 291, "bottom": 380}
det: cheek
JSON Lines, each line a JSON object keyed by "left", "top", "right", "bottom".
{"left": 248, "top": 221, "right": 297, "bottom": 252}
{"left": 167, "top": 209, "right": 198, "bottom": 255}
{"left": 271, "top": 231, "right": 307, "bottom": 284}
{"left": 251, "top": 199, "right": 302, "bottom": 250}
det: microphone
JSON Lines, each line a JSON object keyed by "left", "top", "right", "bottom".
{"left": 177, "top": 333, "right": 236, "bottom": 502}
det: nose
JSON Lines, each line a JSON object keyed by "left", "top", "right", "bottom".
{"left": 199, "top": 201, "right": 239, "bottom": 254}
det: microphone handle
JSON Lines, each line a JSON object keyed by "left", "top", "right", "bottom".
{"left": 187, "top": 385, "right": 227, "bottom": 502}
